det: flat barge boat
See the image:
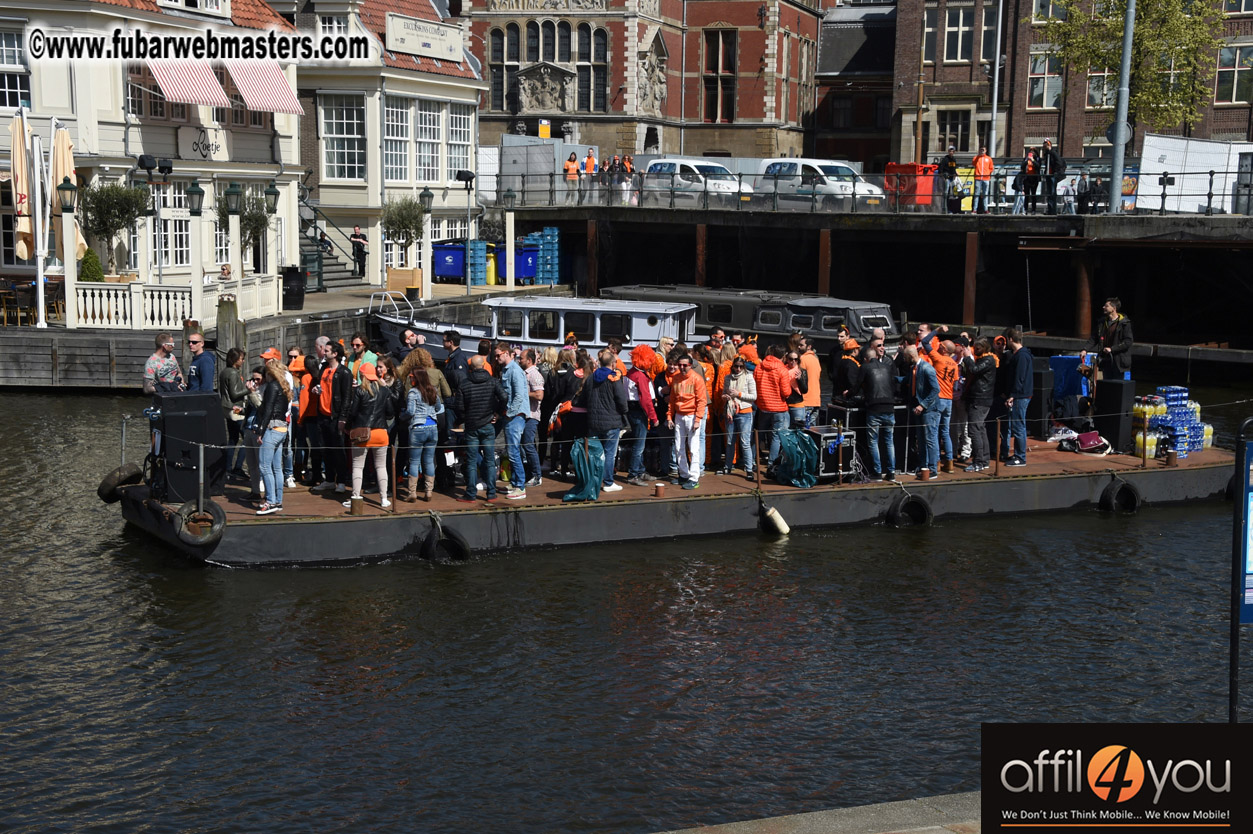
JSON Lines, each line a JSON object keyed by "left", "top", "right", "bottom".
{"left": 104, "top": 445, "right": 1236, "bottom": 568}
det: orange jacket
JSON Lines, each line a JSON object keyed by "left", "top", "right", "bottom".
{"left": 667, "top": 368, "right": 708, "bottom": 423}
{"left": 754, "top": 355, "right": 791, "bottom": 413}
{"left": 973, "top": 153, "right": 994, "bottom": 180}
{"left": 583, "top": 154, "right": 596, "bottom": 174}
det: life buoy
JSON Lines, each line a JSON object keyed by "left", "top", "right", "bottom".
{"left": 1099, "top": 478, "right": 1142, "bottom": 514}
{"left": 420, "top": 518, "right": 471, "bottom": 561}
{"left": 174, "top": 499, "right": 227, "bottom": 548}
{"left": 98, "top": 462, "right": 143, "bottom": 504}
{"left": 886, "top": 492, "right": 933, "bottom": 527}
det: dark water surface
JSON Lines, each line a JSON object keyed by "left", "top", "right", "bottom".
{"left": 3, "top": 387, "right": 1253, "bottom": 833}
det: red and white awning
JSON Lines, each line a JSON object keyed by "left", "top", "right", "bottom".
{"left": 147, "top": 60, "right": 231, "bottom": 108}
{"left": 224, "top": 60, "right": 304, "bottom": 116}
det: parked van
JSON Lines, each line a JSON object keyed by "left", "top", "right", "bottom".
{"left": 753, "top": 158, "right": 885, "bottom": 211}
{"left": 642, "top": 158, "right": 755, "bottom": 208}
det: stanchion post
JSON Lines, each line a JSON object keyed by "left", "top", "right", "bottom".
{"left": 197, "top": 442, "right": 205, "bottom": 514}
{"left": 755, "top": 430, "right": 762, "bottom": 489}
{"left": 994, "top": 418, "right": 1002, "bottom": 477}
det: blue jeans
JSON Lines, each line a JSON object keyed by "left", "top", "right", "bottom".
{"left": 1008, "top": 397, "right": 1031, "bottom": 460}
{"left": 725, "top": 411, "right": 754, "bottom": 473}
{"left": 865, "top": 411, "right": 895, "bottom": 476}
{"left": 936, "top": 398, "right": 953, "bottom": 461}
{"left": 259, "top": 427, "right": 286, "bottom": 505}
{"left": 408, "top": 423, "right": 439, "bottom": 479}
{"left": 627, "top": 405, "right": 649, "bottom": 478}
{"left": 522, "top": 418, "right": 541, "bottom": 482}
{"left": 599, "top": 429, "right": 621, "bottom": 486}
{"left": 758, "top": 410, "right": 790, "bottom": 468}
{"left": 916, "top": 409, "right": 941, "bottom": 472}
{"left": 500, "top": 414, "right": 526, "bottom": 489}
{"left": 463, "top": 423, "right": 498, "bottom": 499}
{"left": 789, "top": 406, "right": 809, "bottom": 429}
{"left": 973, "top": 178, "right": 990, "bottom": 212}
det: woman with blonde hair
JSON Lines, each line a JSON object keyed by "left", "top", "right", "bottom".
{"left": 344, "top": 363, "right": 395, "bottom": 509}
{"left": 255, "top": 361, "right": 293, "bottom": 515}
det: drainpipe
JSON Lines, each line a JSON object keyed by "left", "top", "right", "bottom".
{"left": 679, "top": 0, "right": 688, "bottom": 154}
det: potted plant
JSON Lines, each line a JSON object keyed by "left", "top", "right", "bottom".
{"left": 79, "top": 183, "right": 149, "bottom": 278}
{"left": 381, "top": 196, "right": 426, "bottom": 294}
{"left": 79, "top": 248, "right": 105, "bottom": 282}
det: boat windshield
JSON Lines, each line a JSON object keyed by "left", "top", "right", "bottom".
{"left": 860, "top": 313, "right": 893, "bottom": 331}
{"left": 695, "top": 165, "right": 736, "bottom": 181}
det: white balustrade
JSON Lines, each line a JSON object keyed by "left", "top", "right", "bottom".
{"left": 64, "top": 274, "right": 279, "bottom": 332}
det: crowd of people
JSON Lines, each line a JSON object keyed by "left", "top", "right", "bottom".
{"left": 142, "top": 296, "right": 1133, "bottom": 513}
{"left": 563, "top": 148, "right": 637, "bottom": 205}
{"left": 933, "top": 140, "right": 1112, "bottom": 216}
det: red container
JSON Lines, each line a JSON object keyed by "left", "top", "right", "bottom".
{"left": 885, "top": 162, "right": 939, "bottom": 207}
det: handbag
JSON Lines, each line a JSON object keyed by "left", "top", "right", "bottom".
{"left": 348, "top": 426, "right": 371, "bottom": 443}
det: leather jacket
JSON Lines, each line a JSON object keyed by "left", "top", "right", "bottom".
{"left": 962, "top": 354, "right": 997, "bottom": 405}
{"left": 857, "top": 358, "right": 896, "bottom": 408}
{"left": 347, "top": 383, "right": 395, "bottom": 431}
{"left": 255, "top": 380, "right": 291, "bottom": 430}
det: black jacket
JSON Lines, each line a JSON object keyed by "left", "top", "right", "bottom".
{"left": 325, "top": 364, "right": 353, "bottom": 422}
{"left": 444, "top": 348, "right": 471, "bottom": 392}
{"left": 962, "top": 354, "right": 997, "bottom": 406}
{"left": 857, "top": 358, "right": 896, "bottom": 413}
{"left": 347, "top": 383, "right": 395, "bottom": 431}
{"left": 1039, "top": 146, "right": 1065, "bottom": 178}
{"left": 453, "top": 367, "right": 506, "bottom": 431}
{"left": 1087, "top": 314, "right": 1134, "bottom": 373}
{"left": 255, "top": 380, "right": 291, "bottom": 429}
{"left": 1006, "top": 346, "right": 1034, "bottom": 399}
{"left": 586, "top": 370, "right": 628, "bottom": 435}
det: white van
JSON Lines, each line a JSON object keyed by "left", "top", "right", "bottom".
{"left": 753, "top": 158, "right": 885, "bottom": 210}
{"left": 642, "top": 158, "right": 755, "bottom": 208}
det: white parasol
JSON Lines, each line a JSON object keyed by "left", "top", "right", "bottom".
{"left": 51, "top": 126, "right": 87, "bottom": 260}
{"left": 8, "top": 111, "right": 33, "bottom": 262}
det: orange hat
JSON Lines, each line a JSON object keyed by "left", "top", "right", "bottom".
{"left": 260, "top": 347, "right": 281, "bottom": 361}
{"left": 630, "top": 344, "right": 656, "bottom": 371}
{"left": 737, "top": 343, "right": 760, "bottom": 365}
{"left": 289, "top": 355, "right": 306, "bottom": 374}
{"left": 359, "top": 363, "right": 378, "bottom": 381}
{"left": 844, "top": 339, "right": 861, "bottom": 351}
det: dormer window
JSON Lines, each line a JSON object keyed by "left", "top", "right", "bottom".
{"left": 320, "top": 16, "right": 348, "bottom": 38}
{"left": 161, "top": 0, "right": 228, "bottom": 15}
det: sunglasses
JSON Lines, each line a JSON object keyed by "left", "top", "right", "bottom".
{"left": 677, "top": 362, "right": 692, "bottom": 368}
{"left": 189, "top": 339, "right": 203, "bottom": 345}
{"left": 251, "top": 377, "right": 264, "bottom": 383}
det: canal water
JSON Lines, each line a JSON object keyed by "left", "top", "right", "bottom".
{"left": 2, "top": 386, "right": 1252, "bottom": 833}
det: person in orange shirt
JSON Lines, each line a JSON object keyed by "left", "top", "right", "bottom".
{"left": 797, "top": 336, "right": 823, "bottom": 428}
{"left": 972, "top": 145, "right": 995, "bottom": 214}
{"left": 582, "top": 147, "right": 597, "bottom": 203}
{"left": 563, "top": 152, "right": 580, "bottom": 205}
{"left": 929, "top": 341, "right": 960, "bottom": 471}
{"left": 666, "top": 353, "right": 707, "bottom": 489}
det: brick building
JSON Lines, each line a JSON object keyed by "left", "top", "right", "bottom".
{"left": 892, "top": 0, "right": 1253, "bottom": 166}
{"left": 813, "top": 1, "right": 896, "bottom": 171}
{"left": 466, "top": 0, "right": 822, "bottom": 158}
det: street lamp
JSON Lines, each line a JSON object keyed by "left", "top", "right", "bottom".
{"left": 418, "top": 186, "right": 434, "bottom": 212}
{"left": 224, "top": 182, "right": 243, "bottom": 215}
{"left": 56, "top": 176, "right": 77, "bottom": 214}
{"left": 502, "top": 189, "right": 517, "bottom": 290}
{"left": 264, "top": 180, "right": 280, "bottom": 215}
{"left": 503, "top": 188, "right": 516, "bottom": 210}
{"left": 186, "top": 179, "right": 205, "bottom": 217}
{"left": 418, "top": 186, "right": 435, "bottom": 302}
{"left": 455, "top": 169, "right": 475, "bottom": 296}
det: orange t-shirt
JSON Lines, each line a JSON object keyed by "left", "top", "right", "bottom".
{"left": 319, "top": 366, "right": 335, "bottom": 415}
{"left": 799, "top": 351, "right": 822, "bottom": 408}
{"left": 563, "top": 160, "right": 580, "bottom": 181}
{"left": 931, "top": 353, "right": 959, "bottom": 400}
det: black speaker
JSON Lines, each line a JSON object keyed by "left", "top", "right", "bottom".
{"left": 1027, "top": 368, "right": 1055, "bottom": 440}
{"left": 152, "top": 391, "right": 228, "bottom": 503}
{"left": 1094, "top": 378, "right": 1136, "bottom": 453}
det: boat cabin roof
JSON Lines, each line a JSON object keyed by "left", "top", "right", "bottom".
{"left": 482, "top": 296, "right": 696, "bottom": 315}
{"left": 771, "top": 296, "right": 892, "bottom": 311}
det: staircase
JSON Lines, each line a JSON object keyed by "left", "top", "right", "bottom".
{"left": 298, "top": 235, "right": 360, "bottom": 291}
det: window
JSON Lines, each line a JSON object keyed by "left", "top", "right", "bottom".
{"left": 496, "top": 308, "right": 523, "bottom": 338}
{"left": 1028, "top": 51, "right": 1062, "bottom": 109}
{"left": 127, "top": 64, "right": 146, "bottom": 117}
{"left": 923, "top": 8, "right": 937, "bottom": 64}
{"left": 790, "top": 314, "right": 813, "bottom": 330}
{"left": 526, "top": 21, "right": 540, "bottom": 62}
{"left": 447, "top": 103, "right": 472, "bottom": 182}
{"left": 1033, "top": 0, "right": 1067, "bottom": 19}
{"left": 703, "top": 29, "right": 736, "bottom": 123}
{"left": 416, "top": 100, "right": 441, "bottom": 182}
{"left": 148, "top": 182, "right": 190, "bottom": 268}
{"left": 936, "top": 110, "right": 970, "bottom": 151}
{"left": 821, "top": 315, "right": 846, "bottom": 331}
{"left": 1087, "top": 67, "right": 1114, "bottom": 107}
{"left": 565, "top": 311, "right": 595, "bottom": 342}
{"left": 161, "top": 0, "right": 222, "bottom": 10}
{"left": 542, "top": 21, "right": 555, "bottom": 62}
{"left": 488, "top": 24, "right": 520, "bottom": 111}
{"left": 707, "top": 304, "right": 734, "bottom": 324}
{"left": 1158, "top": 56, "right": 1184, "bottom": 95}
{"left": 831, "top": 97, "right": 851, "bottom": 128}
{"left": 1216, "top": 46, "right": 1253, "bottom": 103}
{"left": 384, "top": 239, "right": 408, "bottom": 268}
{"left": 384, "top": 96, "right": 411, "bottom": 182}
{"left": 576, "top": 25, "right": 609, "bottom": 112}
{"left": 322, "top": 94, "right": 366, "bottom": 180}
{"left": 945, "top": 7, "right": 974, "bottom": 62}
{"left": 558, "top": 22, "right": 571, "bottom": 61}
{"left": 600, "top": 314, "right": 632, "bottom": 341}
{"left": 209, "top": 67, "right": 269, "bottom": 129}
{"left": 1227, "top": 0, "right": 1253, "bottom": 11}
{"left": 981, "top": 3, "right": 999, "bottom": 63}
{"left": 528, "top": 310, "right": 559, "bottom": 341}
{"left": 758, "top": 310, "right": 783, "bottom": 327}
{"left": 320, "top": 15, "right": 348, "bottom": 37}
{"left": 214, "top": 220, "right": 229, "bottom": 265}
{"left": 876, "top": 96, "right": 893, "bottom": 128}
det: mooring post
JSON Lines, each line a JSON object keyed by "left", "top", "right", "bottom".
{"left": 197, "top": 442, "right": 205, "bottom": 514}
{"left": 817, "top": 229, "right": 831, "bottom": 296}
{"left": 1073, "top": 251, "right": 1093, "bottom": 340}
{"left": 586, "top": 219, "right": 599, "bottom": 296}
{"left": 695, "top": 224, "right": 707, "bottom": 287}
{"left": 994, "top": 419, "right": 1002, "bottom": 477}
{"left": 962, "top": 232, "right": 978, "bottom": 325}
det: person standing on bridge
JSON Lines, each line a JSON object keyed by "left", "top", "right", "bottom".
{"left": 1039, "top": 139, "right": 1066, "bottom": 215}
{"left": 563, "top": 152, "right": 580, "bottom": 205}
{"left": 582, "top": 148, "right": 597, "bottom": 204}
{"left": 1080, "top": 297, "right": 1134, "bottom": 381}
{"left": 972, "top": 145, "right": 994, "bottom": 214}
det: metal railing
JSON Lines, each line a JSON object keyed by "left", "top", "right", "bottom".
{"left": 298, "top": 187, "right": 360, "bottom": 265}
{"left": 490, "top": 168, "right": 1253, "bottom": 217}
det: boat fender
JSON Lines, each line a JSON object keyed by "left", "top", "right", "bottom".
{"left": 761, "top": 505, "right": 790, "bottom": 536}
{"left": 886, "top": 492, "right": 933, "bottom": 527}
{"left": 97, "top": 462, "right": 144, "bottom": 504}
{"left": 1098, "top": 478, "right": 1142, "bottom": 514}
{"left": 420, "top": 516, "right": 471, "bottom": 561}
{"left": 174, "top": 499, "right": 227, "bottom": 548}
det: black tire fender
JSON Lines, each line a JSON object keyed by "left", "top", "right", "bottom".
{"left": 1099, "top": 478, "right": 1142, "bottom": 514}
{"left": 98, "top": 462, "right": 144, "bottom": 504}
{"left": 420, "top": 519, "right": 471, "bottom": 561}
{"left": 886, "top": 492, "right": 933, "bottom": 527}
{"left": 175, "top": 499, "right": 227, "bottom": 548}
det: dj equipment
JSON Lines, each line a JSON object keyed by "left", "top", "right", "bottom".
{"left": 1027, "top": 368, "right": 1055, "bottom": 440}
{"left": 806, "top": 426, "right": 857, "bottom": 481}
{"left": 1094, "top": 378, "right": 1135, "bottom": 453}
{"left": 149, "top": 391, "right": 228, "bottom": 503}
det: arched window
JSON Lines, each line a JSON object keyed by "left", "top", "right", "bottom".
{"left": 576, "top": 25, "right": 608, "bottom": 112}
{"left": 506, "top": 23, "right": 519, "bottom": 62}
{"left": 558, "top": 22, "right": 571, "bottom": 62}
{"left": 489, "top": 26, "right": 521, "bottom": 111}
{"left": 542, "top": 21, "right": 555, "bottom": 62}
{"left": 526, "top": 21, "right": 540, "bottom": 62}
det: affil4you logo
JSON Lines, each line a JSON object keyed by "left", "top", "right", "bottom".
{"left": 1000, "top": 745, "right": 1231, "bottom": 805}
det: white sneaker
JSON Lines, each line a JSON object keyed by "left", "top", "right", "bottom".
{"left": 285, "top": 476, "right": 297, "bottom": 489}
{"left": 602, "top": 483, "right": 623, "bottom": 493}
{"left": 381, "top": 497, "right": 392, "bottom": 508}
{"left": 311, "top": 480, "right": 334, "bottom": 492}
{"left": 342, "top": 494, "right": 363, "bottom": 508}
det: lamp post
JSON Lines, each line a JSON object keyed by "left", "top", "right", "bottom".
{"left": 455, "top": 169, "right": 475, "bottom": 296}
{"left": 503, "top": 188, "right": 516, "bottom": 291}
{"left": 186, "top": 178, "right": 205, "bottom": 322}
{"left": 418, "top": 186, "right": 434, "bottom": 302}
{"left": 223, "top": 181, "right": 244, "bottom": 284}
{"left": 264, "top": 179, "right": 280, "bottom": 282}
{"left": 57, "top": 176, "right": 79, "bottom": 328}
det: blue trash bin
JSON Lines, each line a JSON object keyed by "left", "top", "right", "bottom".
{"left": 433, "top": 244, "right": 466, "bottom": 279}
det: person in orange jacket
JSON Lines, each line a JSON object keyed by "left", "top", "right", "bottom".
{"left": 666, "top": 353, "right": 707, "bottom": 489}
{"left": 754, "top": 344, "right": 793, "bottom": 473}
{"left": 972, "top": 145, "right": 995, "bottom": 214}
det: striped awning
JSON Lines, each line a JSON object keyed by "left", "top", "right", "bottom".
{"left": 224, "top": 60, "right": 304, "bottom": 116}
{"left": 147, "top": 60, "right": 231, "bottom": 108}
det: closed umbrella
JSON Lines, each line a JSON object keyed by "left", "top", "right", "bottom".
{"left": 8, "top": 112, "right": 33, "bottom": 262}
{"left": 51, "top": 126, "right": 87, "bottom": 260}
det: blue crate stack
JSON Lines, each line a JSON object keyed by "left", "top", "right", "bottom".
{"left": 467, "top": 240, "right": 488, "bottom": 286}
{"left": 1150, "top": 385, "right": 1210, "bottom": 458}
{"left": 524, "top": 226, "right": 559, "bottom": 285}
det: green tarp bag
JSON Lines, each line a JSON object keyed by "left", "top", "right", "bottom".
{"left": 775, "top": 428, "right": 818, "bottom": 488}
{"left": 563, "top": 436, "right": 604, "bottom": 502}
